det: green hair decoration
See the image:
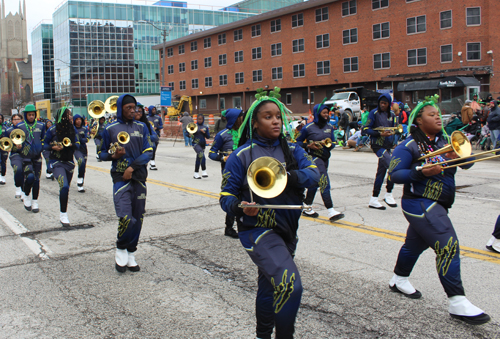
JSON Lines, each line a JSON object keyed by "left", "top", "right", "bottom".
{"left": 235, "top": 87, "right": 294, "bottom": 146}
{"left": 221, "top": 110, "right": 227, "bottom": 117}
{"left": 57, "top": 106, "right": 69, "bottom": 123}
{"left": 316, "top": 97, "right": 328, "bottom": 116}
{"left": 407, "top": 94, "right": 448, "bottom": 140}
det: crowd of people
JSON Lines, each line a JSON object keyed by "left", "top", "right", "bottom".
{"left": 1, "top": 90, "right": 499, "bottom": 338}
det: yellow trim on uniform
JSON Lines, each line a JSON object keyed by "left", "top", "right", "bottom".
{"left": 114, "top": 182, "right": 130, "bottom": 195}
{"left": 142, "top": 147, "right": 153, "bottom": 153}
{"left": 220, "top": 192, "right": 237, "bottom": 198}
{"left": 237, "top": 144, "right": 254, "bottom": 157}
{"left": 405, "top": 139, "right": 415, "bottom": 147}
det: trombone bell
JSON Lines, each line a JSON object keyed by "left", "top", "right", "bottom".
{"left": 0, "top": 137, "right": 13, "bottom": 152}
{"left": 247, "top": 157, "right": 287, "bottom": 199}
{"left": 186, "top": 122, "right": 198, "bottom": 134}
{"left": 117, "top": 131, "right": 130, "bottom": 145}
{"left": 417, "top": 131, "right": 471, "bottom": 161}
{"left": 10, "top": 129, "right": 26, "bottom": 145}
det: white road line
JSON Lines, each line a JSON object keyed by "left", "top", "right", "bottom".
{"left": 0, "top": 207, "right": 51, "bottom": 260}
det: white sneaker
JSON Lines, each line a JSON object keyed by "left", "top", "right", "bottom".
{"left": 23, "top": 194, "right": 32, "bottom": 211}
{"left": 201, "top": 170, "right": 208, "bottom": 177}
{"left": 369, "top": 196, "right": 386, "bottom": 210}
{"left": 15, "top": 187, "right": 22, "bottom": 199}
{"left": 127, "top": 251, "right": 140, "bottom": 272}
{"left": 302, "top": 208, "right": 319, "bottom": 218}
{"left": 60, "top": 212, "right": 70, "bottom": 226}
{"left": 193, "top": 172, "right": 201, "bottom": 179}
{"left": 46, "top": 173, "right": 52, "bottom": 179}
{"left": 0, "top": 175, "right": 5, "bottom": 184}
{"left": 149, "top": 160, "right": 157, "bottom": 170}
{"left": 384, "top": 192, "right": 398, "bottom": 207}
{"left": 77, "top": 177, "right": 84, "bottom": 185}
{"left": 389, "top": 274, "right": 422, "bottom": 298}
{"left": 327, "top": 208, "right": 345, "bottom": 222}
{"left": 486, "top": 236, "right": 500, "bottom": 253}
{"left": 115, "top": 248, "right": 128, "bottom": 272}
{"left": 31, "top": 200, "right": 39, "bottom": 213}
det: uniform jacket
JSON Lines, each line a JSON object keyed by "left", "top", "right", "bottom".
{"left": 362, "top": 93, "right": 396, "bottom": 151}
{"left": 99, "top": 94, "right": 154, "bottom": 183}
{"left": 15, "top": 111, "right": 46, "bottom": 159}
{"left": 73, "top": 114, "right": 90, "bottom": 153}
{"left": 147, "top": 106, "right": 163, "bottom": 137}
{"left": 43, "top": 125, "right": 80, "bottom": 163}
{"left": 191, "top": 115, "right": 210, "bottom": 148}
{"left": 209, "top": 109, "right": 241, "bottom": 162}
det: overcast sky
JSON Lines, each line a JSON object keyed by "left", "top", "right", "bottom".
{"left": 3, "top": 0, "right": 239, "bottom": 53}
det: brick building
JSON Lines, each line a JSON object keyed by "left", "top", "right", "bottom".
{"left": 153, "top": 0, "right": 499, "bottom": 116}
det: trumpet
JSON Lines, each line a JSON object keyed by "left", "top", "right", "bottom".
{"left": 109, "top": 131, "right": 130, "bottom": 155}
{"left": 308, "top": 138, "right": 333, "bottom": 149}
{"left": 373, "top": 124, "right": 404, "bottom": 135}
{"left": 186, "top": 122, "right": 198, "bottom": 134}
{"left": 0, "top": 137, "right": 13, "bottom": 152}
{"left": 10, "top": 129, "right": 26, "bottom": 145}
{"left": 219, "top": 150, "right": 233, "bottom": 162}
{"left": 50, "top": 137, "right": 72, "bottom": 148}
{"left": 238, "top": 156, "right": 312, "bottom": 211}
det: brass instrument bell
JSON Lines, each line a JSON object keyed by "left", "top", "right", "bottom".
{"left": 88, "top": 100, "right": 106, "bottom": 119}
{"left": 0, "top": 137, "right": 13, "bottom": 152}
{"left": 247, "top": 157, "right": 287, "bottom": 199}
{"left": 62, "top": 137, "right": 72, "bottom": 147}
{"left": 322, "top": 138, "right": 333, "bottom": 148}
{"left": 10, "top": 129, "right": 26, "bottom": 145}
{"left": 417, "top": 131, "right": 471, "bottom": 161}
{"left": 109, "top": 131, "right": 130, "bottom": 155}
{"left": 105, "top": 96, "right": 119, "bottom": 114}
{"left": 186, "top": 122, "right": 198, "bottom": 134}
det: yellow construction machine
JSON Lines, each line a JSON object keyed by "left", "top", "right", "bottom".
{"left": 167, "top": 95, "right": 193, "bottom": 117}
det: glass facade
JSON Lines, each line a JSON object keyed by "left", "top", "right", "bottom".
{"left": 31, "top": 23, "right": 55, "bottom": 102}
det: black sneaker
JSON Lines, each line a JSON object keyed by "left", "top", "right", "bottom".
{"left": 115, "top": 264, "right": 127, "bottom": 273}
{"left": 302, "top": 211, "right": 319, "bottom": 218}
{"left": 389, "top": 284, "right": 422, "bottom": 299}
{"left": 450, "top": 313, "right": 491, "bottom": 325}
{"left": 224, "top": 227, "right": 239, "bottom": 239}
{"left": 329, "top": 213, "right": 345, "bottom": 222}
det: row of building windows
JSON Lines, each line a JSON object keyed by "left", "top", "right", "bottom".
{"left": 166, "top": 42, "right": 484, "bottom": 77}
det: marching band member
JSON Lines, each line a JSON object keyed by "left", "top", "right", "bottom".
{"left": 93, "top": 116, "right": 106, "bottom": 162}
{"left": 136, "top": 103, "right": 158, "bottom": 145}
{"left": 296, "top": 102, "right": 345, "bottom": 222}
{"left": 42, "top": 120, "right": 54, "bottom": 180}
{"left": 362, "top": 94, "right": 398, "bottom": 210}
{"left": 147, "top": 105, "right": 163, "bottom": 170}
{"left": 387, "top": 95, "right": 490, "bottom": 325}
{"left": 486, "top": 215, "right": 500, "bottom": 253}
{"left": 44, "top": 107, "right": 80, "bottom": 226}
{"left": 99, "top": 94, "right": 153, "bottom": 273}
{"left": 192, "top": 114, "right": 210, "bottom": 179}
{"left": 220, "top": 88, "right": 320, "bottom": 339}
{"left": 0, "top": 114, "right": 7, "bottom": 184}
{"left": 73, "top": 114, "right": 90, "bottom": 192}
{"left": 16, "top": 105, "right": 46, "bottom": 212}
{"left": 6, "top": 114, "right": 24, "bottom": 198}
{"left": 208, "top": 108, "right": 244, "bottom": 238}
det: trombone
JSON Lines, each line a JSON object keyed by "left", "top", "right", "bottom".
{"left": 308, "top": 138, "right": 333, "bottom": 149}
{"left": 238, "top": 157, "right": 312, "bottom": 211}
{"left": 186, "top": 122, "right": 198, "bottom": 134}
{"left": 415, "top": 131, "right": 500, "bottom": 170}
{"left": 373, "top": 124, "right": 404, "bottom": 134}
{"left": 109, "top": 131, "right": 130, "bottom": 155}
{"left": 0, "top": 137, "right": 13, "bottom": 152}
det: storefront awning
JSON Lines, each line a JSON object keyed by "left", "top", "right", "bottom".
{"left": 437, "top": 76, "right": 480, "bottom": 88}
{"left": 397, "top": 79, "right": 441, "bottom": 92}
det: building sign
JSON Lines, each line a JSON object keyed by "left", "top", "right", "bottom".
{"left": 160, "top": 86, "right": 172, "bottom": 107}
{"left": 439, "top": 81, "right": 457, "bottom": 87}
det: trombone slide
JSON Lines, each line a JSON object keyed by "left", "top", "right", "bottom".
{"left": 238, "top": 203, "right": 312, "bottom": 212}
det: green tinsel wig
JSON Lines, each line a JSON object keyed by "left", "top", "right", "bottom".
{"left": 407, "top": 94, "right": 448, "bottom": 140}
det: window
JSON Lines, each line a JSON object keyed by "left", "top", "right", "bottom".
{"left": 178, "top": 45, "right": 184, "bottom": 54}
{"left": 292, "top": 39, "right": 304, "bottom": 53}
{"left": 251, "top": 24, "right": 261, "bottom": 37}
{"left": 343, "top": 28, "right": 358, "bottom": 44}
{"left": 253, "top": 70, "right": 263, "bottom": 82}
{"left": 235, "top": 72, "right": 244, "bottom": 84}
{"left": 467, "top": 42, "right": 481, "bottom": 61}
{"left": 168, "top": 81, "right": 175, "bottom": 91}
{"left": 205, "top": 77, "right": 212, "bottom": 87}
{"left": 316, "top": 34, "right": 329, "bottom": 49}
{"left": 167, "top": 47, "right": 173, "bottom": 57}
{"left": 271, "top": 19, "right": 281, "bottom": 33}
{"left": 191, "top": 60, "right": 198, "bottom": 70}
{"left": 292, "top": 13, "right": 304, "bottom": 28}
{"left": 204, "top": 37, "right": 211, "bottom": 49}
{"left": 286, "top": 93, "right": 292, "bottom": 105}
{"left": 373, "top": 53, "right": 390, "bottom": 69}
{"left": 218, "top": 33, "right": 226, "bottom": 45}
{"left": 234, "top": 29, "right": 243, "bottom": 41}
{"left": 316, "top": 7, "right": 328, "bottom": 22}
{"left": 342, "top": 0, "right": 357, "bottom": 16}
{"left": 441, "top": 45, "right": 452, "bottom": 63}
{"left": 293, "top": 64, "right": 305, "bottom": 78}
{"left": 191, "top": 78, "right": 198, "bottom": 89}
{"left": 219, "top": 74, "right": 228, "bottom": 86}
{"left": 204, "top": 57, "right": 212, "bottom": 68}
{"left": 317, "top": 61, "right": 330, "bottom": 75}
{"left": 252, "top": 47, "right": 262, "bottom": 60}
{"left": 191, "top": 41, "right": 197, "bottom": 52}
{"left": 343, "top": 57, "right": 359, "bottom": 72}
{"left": 372, "top": 0, "right": 388, "bottom": 10}
{"left": 408, "top": 48, "right": 427, "bottom": 66}
{"left": 373, "top": 22, "right": 389, "bottom": 40}
{"left": 234, "top": 50, "right": 243, "bottom": 63}
{"left": 200, "top": 99, "right": 207, "bottom": 109}
{"left": 272, "top": 67, "right": 283, "bottom": 80}
{"left": 219, "top": 54, "right": 227, "bottom": 65}
{"left": 466, "top": 7, "right": 480, "bottom": 26}
{"left": 407, "top": 16, "right": 426, "bottom": 34}
{"left": 179, "top": 62, "right": 185, "bottom": 72}
{"left": 271, "top": 43, "right": 282, "bottom": 57}
{"left": 440, "top": 10, "right": 452, "bottom": 29}
{"left": 220, "top": 97, "right": 225, "bottom": 110}
{"left": 180, "top": 80, "right": 186, "bottom": 90}
{"left": 167, "top": 65, "right": 174, "bottom": 74}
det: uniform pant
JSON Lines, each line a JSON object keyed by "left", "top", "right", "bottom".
{"left": 239, "top": 229, "right": 302, "bottom": 339}
{"left": 394, "top": 199, "right": 464, "bottom": 297}
{"left": 52, "top": 161, "right": 75, "bottom": 213}
{"left": 94, "top": 138, "right": 102, "bottom": 154}
{"left": 492, "top": 215, "right": 500, "bottom": 239}
{"left": 372, "top": 148, "right": 394, "bottom": 197}
{"left": 42, "top": 150, "right": 52, "bottom": 174}
{"left": 194, "top": 144, "right": 206, "bottom": 172}
{"left": 74, "top": 149, "right": 87, "bottom": 180}
{"left": 10, "top": 155, "right": 24, "bottom": 188}
{"left": 304, "top": 158, "right": 333, "bottom": 209}
{"left": 0, "top": 150, "right": 7, "bottom": 176}
{"left": 152, "top": 141, "right": 159, "bottom": 160}
{"left": 23, "top": 157, "right": 42, "bottom": 199}
{"left": 113, "top": 180, "right": 147, "bottom": 252}
{"left": 220, "top": 162, "right": 235, "bottom": 228}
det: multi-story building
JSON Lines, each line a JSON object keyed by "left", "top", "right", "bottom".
{"left": 153, "top": 0, "right": 499, "bottom": 116}
{"left": 32, "top": 0, "right": 303, "bottom": 117}
{"left": 32, "top": 22, "right": 55, "bottom": 103}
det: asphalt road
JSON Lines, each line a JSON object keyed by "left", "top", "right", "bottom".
{"left": 0, "top": 141, "right": 499, "bottom": 338}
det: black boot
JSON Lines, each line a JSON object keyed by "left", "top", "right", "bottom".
{"left": 224, "top": 226, "right": 238, "bottom": 239}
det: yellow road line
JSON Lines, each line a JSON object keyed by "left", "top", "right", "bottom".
{"left": 88, "top": 165, "right": 500, "bottom": 265}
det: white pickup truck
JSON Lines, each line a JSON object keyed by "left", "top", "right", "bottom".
{"left": 324, "top": 87, "right": 381, "bottom": 121}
